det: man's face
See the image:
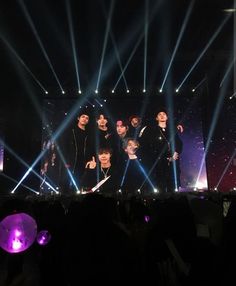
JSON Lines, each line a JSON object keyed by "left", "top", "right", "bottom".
{"left": 125, "top": 140, "right": 139, "bottom": 155}
{"left": 97, "top": 114, "right": 108, "bottom": 127}
{"left": 78, "top": 114, "right": 89, "bottom": 125}
{"left": 98, "top": 152, "right": 111, "bottom": 164}
{"left": 131, "top": 117, "right": 141, "bottom": 128}
{"left": 116, "top": 121, "right": 128, "bottom": 137}
{"left": 156, "top": 112, "right": 168, "bottom": 122}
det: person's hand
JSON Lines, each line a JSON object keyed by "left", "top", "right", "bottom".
{"left": 172, "top": 152, "right": 179, "bottom": 161}
{"left": 41, "top": 162, "right": 48, "bottom": 174}
{"left": 168, "top": 152, "right": 179, "bottom": 162}
{"left": 177, "top": 124, "right": 184, "bottom": 133}
{"left": 85, "top": 156, "right": 96, "bottom": 169}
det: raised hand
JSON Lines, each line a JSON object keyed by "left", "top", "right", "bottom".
{"left": 85, "top": 156, "right": 97, "bottom": 169}
{"left": 177, "top": 124, "right": 184, "bottom": 133}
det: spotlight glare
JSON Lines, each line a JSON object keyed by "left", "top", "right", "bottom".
{"left": 143, "top": 89, "right": 146, "bottom": 93}
{"left": 62, "top": 90, "right": 65, "bottom": 94}
{"left": 45, "top": 91, "right": 48, "bottom": 94}
{"left": 100, "top": 104, "right": 103, "bottom": 107}
{"left": 159, "top": 89, "right": 163, "bottom": 93}
{"left": 223, "top": 8, "right": 236, "bottom": 13}
{"left": 153, "top": 188, "right": 158, "bottom": 193}
{"left": 112, "top": 90, "right": 115, "bottom": 93}
{"left": 192, "top": 89, "right": 195, "bottom": 92}
{"left": 175, "top": 89, "right": 179, "bottom": 93}
{"left": 78, "top": 90, "right": 82, "bottom": 94}
{"left": 126, "top": 89, "right": 130, "bottom": 93}
{"left": 103, "top": 99, "right": 107, "bottom": 102}
{"left": 95, "top": 89, "right": 98, "bottom": 94}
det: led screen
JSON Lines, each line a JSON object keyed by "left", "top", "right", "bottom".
{"left": 40, "top": 95, "right": 208, "bottom": 194}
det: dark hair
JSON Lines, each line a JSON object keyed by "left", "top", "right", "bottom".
{"left": 128, "top": 115, "right": 141, "bottom": 122}
{"left": 155, "top": 107, "right": 168, "bottom": 116}
{"left": 98, "top": 146, "right": 113, "bottom": 155}
{"left": 96, "top": 113, "right": 109, "bottom": 121}
{"left": 116, "top": 119, "right": 129, "bottom": 127}
{"left": 122, "top": 138, "right": 140, "bottom": 149}
{"left": 78, "top": 108, "right": 91, "bottom": 118}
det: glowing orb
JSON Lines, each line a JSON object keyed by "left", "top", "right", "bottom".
{"left": 36, "top": 230, "right": 51, "bottom": 246}
{"left": 0, "top": 213, "right": 37, "bottom": 253}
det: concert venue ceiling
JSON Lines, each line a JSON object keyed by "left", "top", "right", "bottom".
{"left": 0, "top": 0, "right": 234, "bottom": 98}
{"left": 0, "top": 0, "right": 235, "bottom": 192}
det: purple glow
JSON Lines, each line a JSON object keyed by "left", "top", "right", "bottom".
{"left": 144, "top": 215, "right": 150, "bottom": 223}
{"left": 0, "top": 213, "right": 37, "bottom": 253}
{"left": 36, "top": 230, "right": 51, "bottom": 246}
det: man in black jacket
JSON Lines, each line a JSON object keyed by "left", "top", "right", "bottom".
{"left": 59, "top": 109, "right": 94, "bottom": 192}
{"left": 142, "top": 108, "right": 183, "bottom": 194}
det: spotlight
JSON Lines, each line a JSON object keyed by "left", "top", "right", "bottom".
{"left": 95, "top": 89, "right": 98, "bottom": 94}
{"left": 78, "top": 90, "right": 82, "bottom": 94}
{"left": 100, "top": 104, "right": 103, "bottom": 107}
{"left": 76, "top": 190, "right": 81, "bottom": 194}
{"left": 45, "top": 91, "right": 48, "bottom": 94}
{"left": 175, "top": 89, "right": 179, "bottom": 93}
{"left": 118, "top": 189, "right": 122, "bottom": 193}
{"left": 159, "top": 89, "right": 163, "bottom": 93}
{"left": 103, "top": 99, "right": 107, "bottom": 102}
{"left": 137, "top": 189, "right": 141, "bottom": 193}
{"left": 153, "top": 188, "right": 159, "bottom": 193}
{"left": 126, "top": 89, "right": 130, "bottom": 93}
{"left": 92, "top": 105, "right": 95, "bottom": 108}
{"left": 192, "top": 89, "right": 195, "bottom": 92}
{"left": 223, "top": 8, "right": 236, "bottom": 13}
{"left": 112, "top": 90, "right": 115, "bottom": 93}
{"left": 143, "top": 89, "right": 146, "bottom": 93}
{"left": 62, "top": 90, "right": 65, "bottom": 94}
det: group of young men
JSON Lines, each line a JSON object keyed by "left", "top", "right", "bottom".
{"left": 41, "top": 107, "right": 183, "bottom": 196}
